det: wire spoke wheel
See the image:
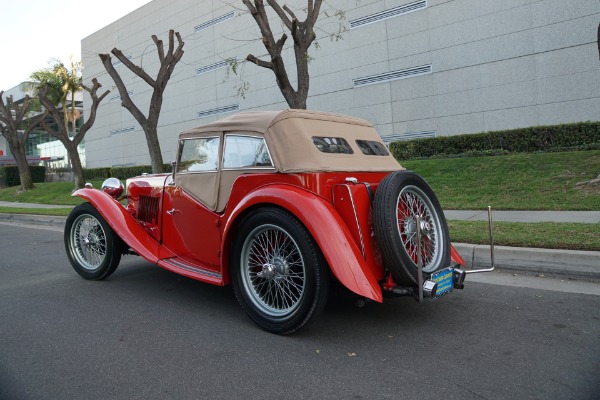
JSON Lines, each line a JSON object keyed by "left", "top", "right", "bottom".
{"left": 241, "top": 224, "right": 306, "bottom": 316}
{"left": 231, "top": 208, "right": 329, "bottom": 334}
{"left": 65, "top": 203, "right": 122, "bottom": 280}
{"left": 396, "top": 185, "right": 443, "bottom": 273}
{"left": 71, "top": 214, "right": 108, "bottom": 271}
{"left": 374, "top": 171, "right": 450, "bottom": 285}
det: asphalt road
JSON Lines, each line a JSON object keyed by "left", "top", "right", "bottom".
{"left": 1, "top": 222, "right": 599, "bottom": 400}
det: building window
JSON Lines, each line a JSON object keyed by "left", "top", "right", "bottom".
{"left": 353, "top": 65, "right": 432, "bottom": 88}
{"left": 109, "top": 91, "right": 133, "bottom": 102}
{"left": 112, "top": 55, "right": 133, "bottom": 67}
{"left": 197, "top": 105, "right": 239, "bottom": 119}
{"left": 110, "top": 127, "right": 135, "bottom": 136}
{"left": 350, "top": 0, "right": 427, "bottom": 29}
{"left": 381, "top": 131, "right": 437, "bottom": 144}
{"left": 196, "top": 59, "right": 235, "bottom": 75}
{"left": 194, "top": 11, "right": 235, "bottom": 32}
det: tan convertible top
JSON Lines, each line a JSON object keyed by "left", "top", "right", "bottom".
{"left": 180, "top": 109, "right": 402, "bottom": 173}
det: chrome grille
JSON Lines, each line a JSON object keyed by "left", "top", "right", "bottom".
{"left": 138, "top": 195, "right": 159, "bottom": 225}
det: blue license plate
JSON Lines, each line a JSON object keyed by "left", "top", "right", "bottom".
{"left": 431, "top": 267, "right": 454, "bottom": 298}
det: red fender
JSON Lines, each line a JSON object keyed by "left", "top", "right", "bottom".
{"left": 450, "top": 245, "right": 465, "bottom": 266}
{"left": 72, "top": 189, "right": 174, "bottom": 263}
{"left": 223, "top": 184, "right": 383, "bottom": 303}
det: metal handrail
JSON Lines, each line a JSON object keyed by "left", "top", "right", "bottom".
{"left": 464, "top": 206, "right": 496, "bottom": 274}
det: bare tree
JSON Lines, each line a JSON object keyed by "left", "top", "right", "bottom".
{"left": 99, "top": 30, "right": 185, "bottom": 174}
{"left": 0, "top": 93, "right": 48, "bottom": 191}
{"left": 38, "top": 79, "right": 109, "bottom": 189}
{"left": 242, "top": 0, "right": 328, "bottom": 109}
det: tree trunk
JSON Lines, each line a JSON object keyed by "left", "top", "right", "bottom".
{"left": 145, "top": 124, "right": 164, "bottom": 173}
{"left": 13, "top": 147, "right": 34, "bottom": 191}
{"left": 69, "top": 145, "right": 85, "bottom": 189}
{"left": 0, "top": 93, "right": 45, "bottom": 192}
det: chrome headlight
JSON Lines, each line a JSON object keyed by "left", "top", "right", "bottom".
{"left": 101, "top": 177, "right": 124, "bottom": 199}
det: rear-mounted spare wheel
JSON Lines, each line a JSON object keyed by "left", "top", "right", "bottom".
{"left": 373, "top": 170, "right": 450, "bottom": 286}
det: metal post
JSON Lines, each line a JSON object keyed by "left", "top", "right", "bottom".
{"left": 465, "top": 206, "right": 496, "bottom": 274}
{"left": 416, "top": 215, "right": 424, "bottom": 302}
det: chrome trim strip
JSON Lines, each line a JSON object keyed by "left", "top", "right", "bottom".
{"left": 343, "top": 184, "right": 366, "bottom": 258}
{"left": 162, "top": 258, "right": 222, "bottom": 279}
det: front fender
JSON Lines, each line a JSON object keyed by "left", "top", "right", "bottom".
{"left": 72, "top": 189, "right": 174, "bottom": 263}
{"left": 223, "top": 184, "right": 383, "bottom": 303}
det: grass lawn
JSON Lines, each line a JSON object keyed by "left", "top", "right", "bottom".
{"left": 0, "top": 181, "right": 104, "bottom": 206}
{"left": 403, "top": 150, "right": 600, "bottom": 211}
{"left": 448, "top": 220, "right": 600, "bottom": 251}
{"left": 0, "top": 151, "right": 598, "bottom": 250}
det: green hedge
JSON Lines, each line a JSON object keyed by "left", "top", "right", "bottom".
{"left": 0, "top": 163, "right": 173, "bottom": 187}
{"left": 83, "top": 167, "right": 113, "bottom": 180}
{"left": 84, "top": 164, "right": 173, "bottom": 181}
{"left": 389, "top": 121, "right": 600, "bottom": 160}
{"left": 0, "top": 166, "right": 47, "bottom": 187}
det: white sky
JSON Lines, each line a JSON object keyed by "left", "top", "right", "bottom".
{"left": 0, "top": 0, "right": 151, "bottom": 91}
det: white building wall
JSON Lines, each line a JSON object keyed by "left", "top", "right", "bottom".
{"left": 81, "top": 0, "right": 600, "bottom": 167}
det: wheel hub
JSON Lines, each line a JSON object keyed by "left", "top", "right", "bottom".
{"left": 82, "top": 233, "right": 99, "bottom": 247}
{"left": 403, "top": 216, "right": 431, "bottom": 241}
{"left": 257, "top": 256, "right": 289, "bottom": 281}
{"left": 257, "top": 263, "right": 276, "bottom": 279}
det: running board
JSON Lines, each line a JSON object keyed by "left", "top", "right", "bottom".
{"left": 157, "top": 257, "right": 223, "bottom": 285}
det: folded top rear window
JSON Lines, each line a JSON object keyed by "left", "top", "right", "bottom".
{"left": 356, "top": 140, "right": 389, "bottom": 156}
{"left": 312, "top": 137, "right": 353, "bottom": 154}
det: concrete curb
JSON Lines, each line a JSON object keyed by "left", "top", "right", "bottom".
{"left": 454, "top": 243, "right": 600, "bottom": 281}
{"left": 1, "top": 213, "right": 598, "bottom": 281}
{"left": 0, "top": 213, "right": 67, "bottom": 228}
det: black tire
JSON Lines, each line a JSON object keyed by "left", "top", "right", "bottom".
{"left": 231, "top": 207, "right": 329, "bottom": 334}
{"left": 373, "top": 171, "right": 450, "bottom": 286}
{"left": 64, "top": 202, "right": 122, "bottom": 280}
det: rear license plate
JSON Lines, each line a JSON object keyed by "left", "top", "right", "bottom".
{"left": 431, "top": 267, "right": 454, "bottom": 298}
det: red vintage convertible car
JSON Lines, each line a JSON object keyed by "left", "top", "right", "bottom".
{"left": 65, "top": 109, "right": 493, "bottom": 334}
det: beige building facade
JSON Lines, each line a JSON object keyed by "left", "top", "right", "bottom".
{"left": 81, "top": 0, "right": 600, "bottom": 168}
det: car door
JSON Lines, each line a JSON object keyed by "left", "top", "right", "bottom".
{"left": 161, "top": 134, "right": 222, "bottom": 268}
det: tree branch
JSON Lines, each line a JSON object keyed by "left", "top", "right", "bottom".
{"left": 38, "top": 85, "right": 67, "bottom": 139}
{"left": 111, "top": 48, "right": 156, "bottom": 87}
{"left": 246, "top": 54, "right": 274, "bottom": 69}
{"left": 266, "top": 0, "right": 293, "bottom": 31}
{"left": 307, "top": 0, "right": 323, "bottom": 28}
{"left": 75, "top": 78, "right": 109, "bottom": 146}
{"left": 242, "top": 0, "right": 257, "bottom": 15}
{"left": 152, "top": 35, "right": 165, "bottom": 63}
{"left": 99, "top": 53, "right": 148, "bottom": 127}
{"left": 282, "top": 4, "right": 298, "bottom": 23}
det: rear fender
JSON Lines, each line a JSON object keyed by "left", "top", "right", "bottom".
{"left": 450, "top": 245, "right": 465, "bottom": 266}
{"left": 222, "top": 185, "right": 383, "bottom": 302}
{"left": 72, "top": 189, "right": 174, "bottom": 263}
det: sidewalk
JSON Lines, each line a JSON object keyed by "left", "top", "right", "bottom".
{"left": 448, "top": 209, "right": 600, "bottom": 280}
{"left": 0, "top": 202, "right": 598, "bottom": 281}
{"left": 444, "top": 209, "right": 600, "bottom": 224}
{"left": 0, "top": 200, "right": 73, "bottom": 209}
